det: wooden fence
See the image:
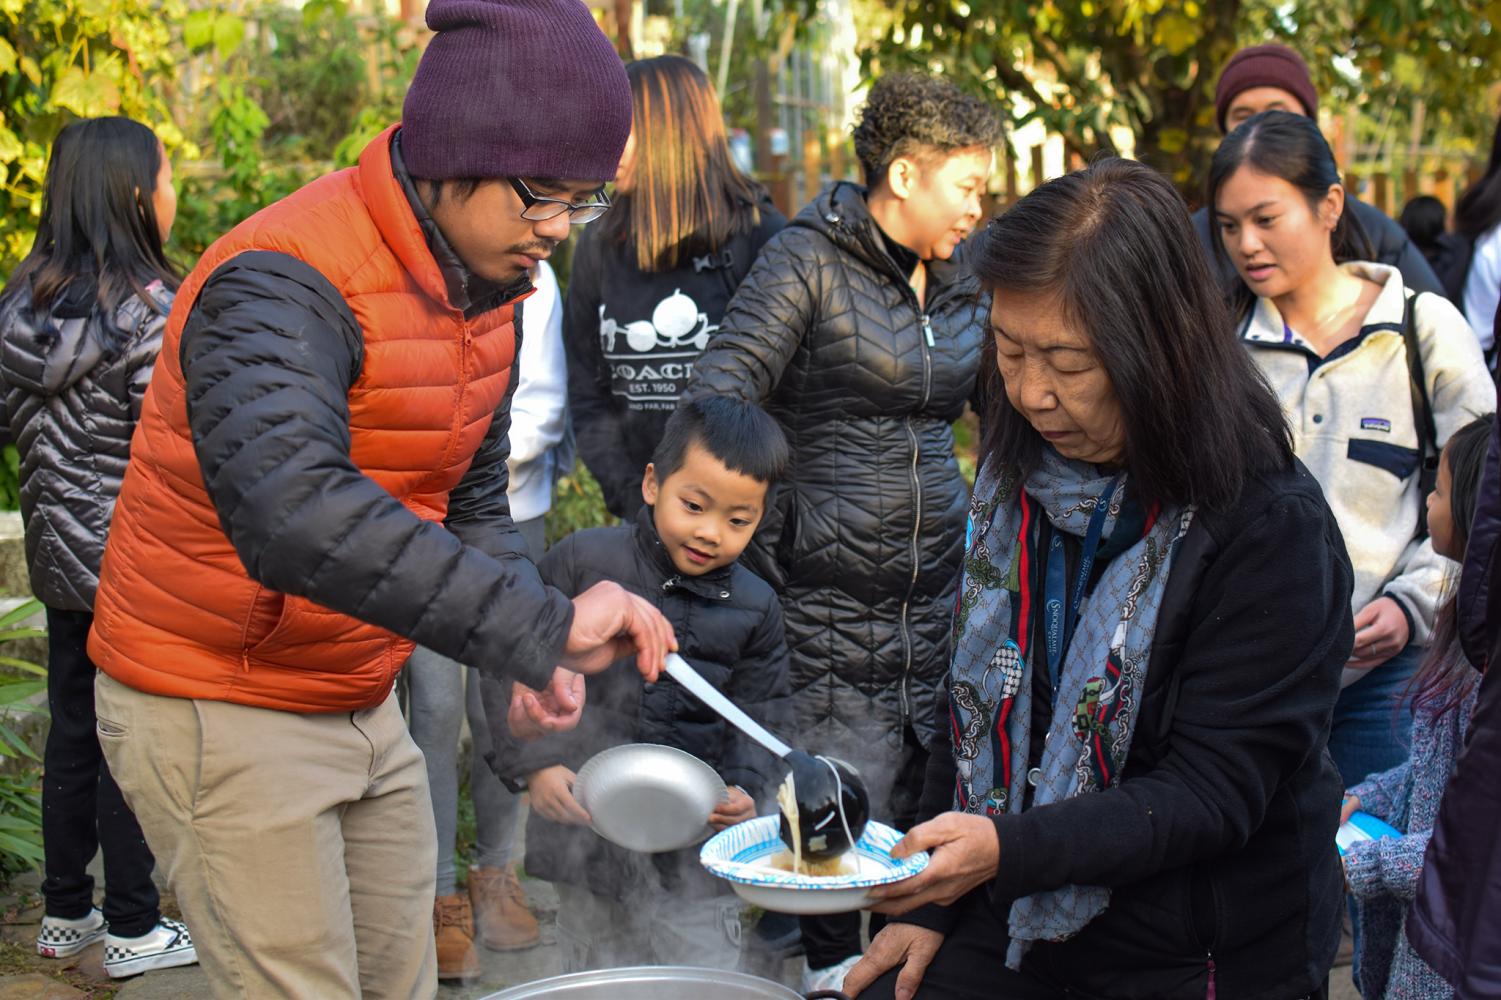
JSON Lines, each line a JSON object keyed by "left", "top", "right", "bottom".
{"left": 1342, "top": 160, "right": 1485, "bottom": 220}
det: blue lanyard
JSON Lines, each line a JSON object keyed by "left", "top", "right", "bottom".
{"left": 1042, "top": 477, "right": 1119, "bottom": 691}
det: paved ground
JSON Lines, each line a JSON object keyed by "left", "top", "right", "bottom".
{"left": 0, "top": 837, "right": 1363, "bottom": 999}
{"left": 0, "top": 819, "right": 804, "bottom": 1000}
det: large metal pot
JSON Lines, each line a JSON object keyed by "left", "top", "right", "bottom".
{"left": 480, "top": 966, "right": 851, "bottom": 1000}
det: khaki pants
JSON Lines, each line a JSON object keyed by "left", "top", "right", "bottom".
{"left": 95, "top": 672, "right": 438, "bottom": 999}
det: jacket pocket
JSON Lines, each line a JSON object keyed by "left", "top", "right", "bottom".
{"left": 241, "top": 586, "right": 284, "bottom": 651}
{"left": 1347, "top": 439, "right": 1420, "bottom": 480}
{"left": 243, "top": 592, "right": 370, "bottom": 673}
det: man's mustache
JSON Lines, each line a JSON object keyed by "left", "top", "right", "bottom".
{"left": 507, "top": 239, "right": 561, "bottom": 257}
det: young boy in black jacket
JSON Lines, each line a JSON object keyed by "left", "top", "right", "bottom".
{"left": 497, "top": 395, "right": 792, "bottom": 971}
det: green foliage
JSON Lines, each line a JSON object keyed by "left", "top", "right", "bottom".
{"left": 654, "top": 0, "right": 820, "bottom": 131}
{"left": 546, "top": 463, "right": 618, "bottom": 547}
{"left": 0, "top": 0, "right": 187, "bottom": 273}
{"left": 0, "top": 446, "right": 18, "bottom": 512}
{"left": 0, "top": 0, "right": 426, "bottom": 267}
{"left": 862, "top": 0, "right": 1240, "bottom": 199}
{"left": 170, "top": 1, "right": 425, "bottom": 259}
{"left": 1244, "top": 0, "right": 1501, "bottom": 164}
{"left": 861, "top": 0, "right": 1501, "bottom": 201}
{"left": 0, "top": 598, "right": 47, "bottom": 876}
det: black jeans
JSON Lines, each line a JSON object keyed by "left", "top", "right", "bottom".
{"left": 800, "top": 726, "right": 928, "bottom": 969}
{"left": 41, "top": 608, "right": 158, "bottom": 936}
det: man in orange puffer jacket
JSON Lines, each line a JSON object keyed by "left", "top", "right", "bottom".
{"left": 86, "top": 2, "right": 675, "bottom": 996}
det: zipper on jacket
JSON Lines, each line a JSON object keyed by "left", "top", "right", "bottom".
{"left": 1205, "top": 953, "right": 1216, "bottom": 1000}
{"left": 436, "top": 320, "right": 476, "bottom": 472}
{"left": 238, "top": 584, "right": 265, "bottom": 672}
{"left": 897, "top": 312, "right": 935, "bottom": 726}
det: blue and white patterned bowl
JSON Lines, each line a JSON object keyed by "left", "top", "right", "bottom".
{"left": 700, "top": 816, "right": 928, "bottom": 915}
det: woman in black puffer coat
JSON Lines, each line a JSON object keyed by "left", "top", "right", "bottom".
{"left": 685, "top": 73, "right": 1001, "bottom": 986}
{"left": 0, "top": 117, "right": 190, "bottom": 968}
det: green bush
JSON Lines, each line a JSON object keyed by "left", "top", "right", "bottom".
{"left": 0, "top": 598, "right": 47, "bottom": 877}
{"left": 546, "top": 462, "right": 616, "bottom": 547}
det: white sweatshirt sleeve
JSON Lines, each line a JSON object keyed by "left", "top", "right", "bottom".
{"left": 1462, "top": 226, "right": 1501, "bottom": 352}
{"left": 507, "top": 262, "right": 569, "bottom": 467}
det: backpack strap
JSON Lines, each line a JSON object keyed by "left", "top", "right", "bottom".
{"left": 1402, "top": 291, "right": 1439, "bottom": 458}
{"left": 1402, "top": 291, "right": 1441, "bottom": 537}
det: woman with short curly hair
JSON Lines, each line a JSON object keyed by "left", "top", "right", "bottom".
{"left": 685, "top": 72, "right": 1001, "bottom": 989}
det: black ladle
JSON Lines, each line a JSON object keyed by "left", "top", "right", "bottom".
{"left": 664, "top": 654, "right": 870, "bottom": 860}
{"left": 778, "top": 752, "right": 870, "bottom": 863}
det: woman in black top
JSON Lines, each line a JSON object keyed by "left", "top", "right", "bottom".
{"left": 843, "top": 159, "right": 1351, "bottom": 1000}
{"left": 565, "top": 55, "right": 783, "bottom": 519}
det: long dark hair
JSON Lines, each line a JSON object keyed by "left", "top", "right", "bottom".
{"left": 974, "top": 156, "right": 1293, "bottom": 511}
{"left": 1454, "top": 110, "right": 1501, "bottom": 239}
{"left": 596, "top": 56, "right": 766, "bottom": 273}
{"left": 1410, "top": 414, "right": 1494, "bottom": 718}
{"left": 0, "top": 117, "right": 178, "bottom": 346}
{"left": 1207, "top": 111, "right": 1374, "bottom": 318}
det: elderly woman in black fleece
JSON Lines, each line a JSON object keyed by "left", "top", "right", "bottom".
{"left": 844, "top": 159, "right": 1353, "bottom": 1000}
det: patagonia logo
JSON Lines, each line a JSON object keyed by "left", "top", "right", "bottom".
{"left": 1360, "top": 418, "right": 1392, "bottom": 433}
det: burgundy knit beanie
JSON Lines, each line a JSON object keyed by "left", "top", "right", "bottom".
{"left": 401, "top": 0, "right": 631, "bottom": 182}
{"left": 1214, "top": 44, "right": 1319, "bottom": 134}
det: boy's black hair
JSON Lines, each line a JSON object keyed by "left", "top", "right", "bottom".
{"left": 652, "top": 395, "right": 789, "bottom": 486}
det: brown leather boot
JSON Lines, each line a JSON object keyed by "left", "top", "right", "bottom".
{"left": 468, "top": 864, "right": 541, "bottom": 951}
{"left": 433, "top": 893, "right": 480, "bottom": 981}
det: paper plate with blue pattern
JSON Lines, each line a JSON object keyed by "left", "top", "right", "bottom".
{"left": 700, "top": 816, "right": 928, "bottom": 915}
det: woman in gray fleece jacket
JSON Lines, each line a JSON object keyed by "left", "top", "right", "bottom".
{"left": 1209, "top": 112, "right": 1493, "bottom": 788}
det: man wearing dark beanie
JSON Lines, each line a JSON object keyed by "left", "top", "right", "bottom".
{"left": 1192, "top": 43, "right": 1444, "bottom": 298}
{"left": 85, "top": 1, "right": 676, "bottom": 996}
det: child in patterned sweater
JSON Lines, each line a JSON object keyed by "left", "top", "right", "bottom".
{"left": 1340, "top": 413, "right": 1493, "bottom": 999}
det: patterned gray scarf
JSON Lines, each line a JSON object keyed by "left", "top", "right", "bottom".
{"left": 950, "top": 449, "right": 1194, "bottom": 967}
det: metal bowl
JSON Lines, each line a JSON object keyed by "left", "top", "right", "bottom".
{"left": 481, "top": 965, "right": 851, "bottom": 999}
{"left": 572, "top": 743, "right": 727, "bottom": 853}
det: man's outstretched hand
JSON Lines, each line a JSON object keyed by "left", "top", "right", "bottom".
{"left": 559, "top": 580, "right": 676, "bottom": 682}
{"left": 508, "top": 668, "right": 586, "bottom": 740}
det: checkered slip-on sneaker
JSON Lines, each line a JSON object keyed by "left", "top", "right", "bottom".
{"left": 103, "top": 917, "right": 197, "bottom": 979}
{"left": 36, "top": 908, "right": 106, "bottom": 958}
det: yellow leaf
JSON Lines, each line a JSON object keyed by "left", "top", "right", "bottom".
{"left": 51, "top": 66, "right": 122, "bottom": 117}
{"left": 0, "top": 127, "right": 20, "bottom": 165}
{"left": 0, "top": 37, "right": 14, "bottom": 77}
{"left": 154, "top": 120, "right": 185, "bottom": 150}
{"left": 1152, "top": 11, "right": 1197, "bottom": 56}
{"left": 1157, "top": 127, "right": 1189, "bottom": 154}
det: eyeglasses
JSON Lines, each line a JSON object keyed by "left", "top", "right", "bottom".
{"left": 507, "top": 177, "right": 611, "bottom": 224}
